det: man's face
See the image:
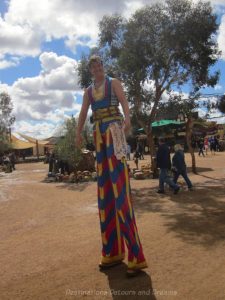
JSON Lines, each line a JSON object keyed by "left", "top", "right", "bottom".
{"left": 89, "top": 61, "right": 104, "bottom": 78}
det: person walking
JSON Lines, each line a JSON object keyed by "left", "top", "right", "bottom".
{"left": 133, "top": 150, "right": 140, "bottom": 169}
{"left": 137, "top": 143, "right": 144, "bottom": 160}
{"left": 204, "top": 137, "right": 209, "bottom": 155}
{"left": 126, "top": 143, "right": 131, "bottom": 160}
{"left": 172, "top": 144, "right": 193, "bottom": 191}
{"left": 9, "top": 151, "right": 16, "bottom": 170}
{"left": 156, "top": 138, "right": 180, "bottom": 194}
{"left": 198, "top": 139, "right": 205, "bottom": 157}
{"left": 209, "top": 136, "right": 216, "bottom": 155}
{"left": 76, "top": 55, "right": 147, "bottom": 277}
{"left": 214, "top": 136, "right": 219, "bottom": 152}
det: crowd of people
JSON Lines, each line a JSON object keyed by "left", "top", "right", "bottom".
{"left": 197, "top": 136, "right": 220, "bottom": 157}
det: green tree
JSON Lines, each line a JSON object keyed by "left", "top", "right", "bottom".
{"left": 0, "top": 92, "right": 15, "bottom": 154}
{"left": 217, "top": 95, "right": 225, "bottom": 114}
{"left": 54, "top": 117, "right": 82, "bottom": 171}
{"left": 98, "top": 0, "right": 220, "bottom": 167}
{"left": 159, "top": 92, "right": 201, "bottom": 173}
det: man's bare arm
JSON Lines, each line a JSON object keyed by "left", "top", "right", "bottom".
{"left": 76, "top": 90, "right": 90, "bottom": 144}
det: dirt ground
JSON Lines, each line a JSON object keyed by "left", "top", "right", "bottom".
{"left": 0, "top": 152, "right": 225, "bottom": 300}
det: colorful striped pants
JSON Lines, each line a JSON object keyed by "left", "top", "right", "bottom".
{"left": 94, "top": 122, "right": 147, "bottom": 270}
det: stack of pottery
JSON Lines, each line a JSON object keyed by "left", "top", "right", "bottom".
{"left": 83, "top": 170, "right": 91, "bottom": 181}
{"left": 91, "top": 171, "right": 97, "bottom": 181}
{"left": 76, "top": 171, "right": 83, "bottom": 182}
{"left": 141, "top": 164, "right": 153, "bottom": 178}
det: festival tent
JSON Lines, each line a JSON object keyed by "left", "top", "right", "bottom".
{"left": 138, "top": 119, "right": 185, "bottom": 132}
{"left": 11, "top": 133, "right": 51, "bottom": 156}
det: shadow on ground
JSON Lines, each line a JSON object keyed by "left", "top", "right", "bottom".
{"left": 186, "top": 167, "right": 213, "bottom": 173}
{"left": 100, "top": 263, "right": 156, "bottom": 300}
{"left": 40, "top": 180, "right": 93, "bottom": 192}
{"left": 132, "top": 181, "right": 225, "bottom": 247}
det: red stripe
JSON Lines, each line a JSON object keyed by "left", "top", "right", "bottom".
{"left": 105, "top": 214, "right": 116, "bottom": 240}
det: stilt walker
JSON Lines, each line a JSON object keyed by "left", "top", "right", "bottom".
{"left": 76, "top": 55, "right": 147, "bottom": 276}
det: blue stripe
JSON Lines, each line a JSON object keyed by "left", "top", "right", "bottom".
{"left": 116, "top": 184, "right": 126, "bottom": 208}
{"left": 106, "top": 143, "right": 114, "bottom": 158}
{"left": 104, "top": 229, "right": 117, "bottom": 254}
{"left": 100, "top": 207, "right": 116, "bottom": 233}
{"left": 109, "top": 162, "right": 124, "bottom": 184}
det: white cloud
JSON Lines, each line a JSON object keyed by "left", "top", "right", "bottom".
{"left": 0, "top": 56, "right": 19, "bottom": 69}
{"left": 0, "top": 0, "right": 160, "bottom": 60}
{"left": 214, "top": 84, "right": 223, "bottom": 90}
{"left": 0, "top": 16, "right": 42, "bottom": 57}
{"left": 0, "top": 0, "right": 224, "bottom": 63}
{"left": 0, "top": 52, "right": 84, "bottom": 138}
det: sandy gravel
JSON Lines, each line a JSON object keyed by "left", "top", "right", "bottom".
{"left": 0, "top": 152, "right": 225, "bottom": 300}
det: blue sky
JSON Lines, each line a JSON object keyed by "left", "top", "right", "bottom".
{"left": 0, "top": 0, "right": 225, "bottom": 138}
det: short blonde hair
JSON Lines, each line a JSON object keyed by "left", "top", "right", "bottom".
{"left": 88, "top": 55, "right": 103, "bottom": 69}
{"left": 174, "top": 144, "right": 183, "bottom": 152}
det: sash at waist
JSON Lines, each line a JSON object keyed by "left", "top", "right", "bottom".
{"left": 92, "top": 106, "right": 122, "bottom": 123}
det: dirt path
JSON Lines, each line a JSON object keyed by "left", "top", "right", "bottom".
{"left": 0, "top": 153, "right": 225, "bottom": 300}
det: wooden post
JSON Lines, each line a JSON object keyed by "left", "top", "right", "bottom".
{"left": 36, "top": 139, "right": 39, "bottom": 160}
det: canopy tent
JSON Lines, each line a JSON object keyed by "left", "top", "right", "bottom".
{"left": 17, "top": 133, "right": 49, "bottom": 145}
{"left": 10, "top": 133, "right": 51, "bottom": 156}
{"left": 152, "top": 120, "right": 185, "bottom": 127}
{"left": 138, "top": 119, "right": 185, "bottom": 132}
{"left": 11, "top": 134, "right": 35, "bottom": 150}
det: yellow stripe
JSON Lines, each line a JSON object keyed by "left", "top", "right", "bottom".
{"left": 101, "top": 232, "right": 107, "bottom": 245}
{"left": 101, "top": 253, "right": 125, "bottom": 264}
{"left": 118, "top": 209, "right": 125, "bottom": 223}
{"left": 112, "top": 183, "right": 118, "bottom": 198}
{"left": 99, "top": 187, "right": 104, "bottom": 200}
{"left": 128, "top": 260, "right": 148, "bottom": 270}
{"left": 106, "top": 127, "right": 110, "bottom": 147}
{"left": 97, "top": 162, "right": 103, "bottom": 176}
{"left": 108, "top": 158, "right": 114, "bottom": 172}
{"left": 100, "top": 209, "right": 105, "bottom": 222}
{"left": 95, "top": 122, "right": 103, "bottom": 152}
{"left": 124, "top": 160, "right": 133, "bottom": 218}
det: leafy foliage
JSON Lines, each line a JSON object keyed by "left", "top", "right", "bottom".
{"left": 217, "top": 95, "right": 225, "bottom": 114}
{"left": 0, "top": 92, "right": 15, "bottom": 155}
{"left": 54, "top": 117, "right": 82, "bottom": 170}
{"left": 0, "top": 92, "right": 15, "bottom": 130}
{"left": 98, "top": 0, "right": 220, "bottom": 130}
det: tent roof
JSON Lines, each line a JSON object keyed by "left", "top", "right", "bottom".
{"left": 138, "top": 119, "right": 185, "bottom": 131}
{"left": 11, "top": 134, "right": 35, "bottom": 150}
{"left": 17, "top": 133, "right": 49, "bottom": 145}
{"left": 152, "top": 119, "right": 184, "bottom": 127}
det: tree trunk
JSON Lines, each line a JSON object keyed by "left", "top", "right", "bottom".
{"left": 147, "top": 128, "right": 158, "bottom": 177}
{"left": 186, "top": 117, "right": 197, "bottom": 174}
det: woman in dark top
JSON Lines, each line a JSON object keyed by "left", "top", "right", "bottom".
{"left": 172, "top": 144, "right": 193, "bottom": 190}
